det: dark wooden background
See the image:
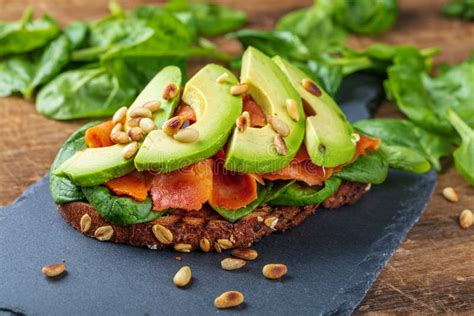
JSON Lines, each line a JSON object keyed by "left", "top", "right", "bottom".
{"left": 0, "top": 0, "right": 473, "bottom": 313}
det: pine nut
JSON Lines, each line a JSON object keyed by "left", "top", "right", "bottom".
{"left": 162, "top": 116, "right": 185, "bottom": 136}
{"left": 111, "top": 131, "right": 131, "bottom": 144}
{"left": 221, "top": 258, "right": 246, "bottom": 270}
{"left": 231, "top": 248, "right": 258, "bottom": 261}
{"left": 214, "top": 291, "right": 244, "bottom": 309}
{"left": 94, "top": 226, "right": 114, "bottom": 241}
{"left": 112, "top": 106, "right": 128, "bottom": 124}
{"left": 122, "top": 141, "right": 139, "bottom": 160}
{"left": 214, "top": 243, "right": 222, "bottom": 253}
{"left": 442, "top": 187, "right": 459, "bottom": 202}
{"left": 216, "top": 72, "right": 229, "bottom": 84}
{"left": 262, "top": 264, "right": 287, "bottom": 280}
{"left": 152, "top": 224, "right": 173, "bottom": 244}
{"left": 285, "top": 99, "right": 300, "bottom": 121}
{"left": 174, "top": 128, "right": 199, "bottom": 143}
{"left": 230, "top": 83, "right": 249, "bottom": 96}
{"left": 174, "top": 243, "right": 192, "bottom": 253}
{"left": 129, "top": 107, "right": 152, "bottom": 119}
{"left": 80, "top": 214, "right": 91, "bottom": 233}
{"left": 264, "top": 216, "right": 278, "bottom": 230}
{"left": 42, "top": 263, "right": 66, "bottom": 278}
{"left": 269, "top": 116, "right": 290, "bottom": 137}
{"left": 302, "top": 78, "right": 322, "bottom": 96}
{"left": 173, "top": 266, "right": 192, "bottom": 287}
{"left": 163, "top": 83, "right": 179, "bottom": 100}
{"left": 351, "top": 133, "right": 361, "bottom": 143}
{"left": 139, "top": 118, "right": 156, "bottom": 134}
{"left": 128, "top": 127, "right": 145, "bottom": 142}
{"left": 257, "top": 216, "right": 264, "bottom": 222}
{"left": 143, "top": 100, "right": 161, "bottom": 112}
{"left": 200, "top": 238, "right": 211, "bottom": 252}
{"left": 111, "top": 123, "right": 123, "bottom": 136}
{"left": 128, "top": 118, "right": 141, "bottom": 128}
{"left": 274, "top": 134, "right": 288, "bottom": 155}
{"left": 236, "top": 111, "right": 250, "bottom": 132}
{"left": 217, "top": 239, "right": 233, "bottom": 250}
{"left": 459, "top": 209, "right": 473, "bottom": 229}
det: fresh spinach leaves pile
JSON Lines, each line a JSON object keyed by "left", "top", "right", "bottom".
{"left": 443, "top": 0, "right": 474, "bottom": 20}
{"left": 0, "top": 1, "right": 246, "bottom": 120}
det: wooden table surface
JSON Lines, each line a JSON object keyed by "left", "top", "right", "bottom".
{"left": 0, "top": 0, "right": 473, "bottom": 313}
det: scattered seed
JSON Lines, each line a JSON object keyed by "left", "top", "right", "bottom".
{"left": 175, "top": 256, "right": 182, "bottom": 261}
{"left": 274, "top": 134, "right": 288, "bottom": 155}
{"left": 456, "top": 276, "right": 466, "bottom": 282}
{"left": 162, "top": 116, "right": 185, "bottom": 136}
{"left": 174, "top": 243, "right": 192, "bottom": 253}
{"left": 229, "top": 234, "right": 236, "bottom": 244}
{"left": 351, "top": 133, "right": 360, "bottom": 143}
{"left": 112, "top": 106, "right": 128, "bottom": 125}
{"left": 442, "top": 187, "right": 459, "bottom": 202}
{"left": 214, "top": 291, "right": 244, "bottom": 309}
{"left": 214, "top": 243, "right": 222, "bottom": 253}
{"left": 230, "top": 83, "right": 249, "bottom": 96}
{"left": 174, "top": 128, "right": 199, "bottom": 143}
{"left": 216, "top": 72, "right": 229, "bottom": 84}
{"left": 152, "top": 224, "right": 174, "bottom": 244}
{"left": 231, "top": 248, "right": 258, "bottom": 261}
{"left": 302, "top": 78, "right": 322, "bottom": 96}
{"left": 128, "top": 118, "right": 141, "bottom": 128}
{"left": 264, "top": 216, "right": 278, "bottom": 230}
{"left": 459, "top": 209, "right": 473, "bottom": 229}
{"left": 139, "top": 118, "right": 156, "bottom": 134}
{"left": 221, "top": 258, "right": 246, "bottom": 271}
{"left": 122, "top": 141, "right": 139, "bottom": 160}
{"left": 269, "top": 116, "right": 290, "bottom": 137}
{"left": 236, "top": 111, "right": 250, "bottom": 133}
{"left": 217, "top": 239, "right": 234, "bottom": 250}
{"left": 365, "top": 184, "right": 372, "bottom": 192}
{"left": 111, "top": 131, "right": 131, "bottom": 144}
{"left": 173, "top": 266, "right": 192, "bottom": 287}
{"left": 199, "top": 238, "right": 211, "bottom": 253}
{"left": 111, "top": 123, "right": 123, "bottom": 136}
{"left": 285, "top": 99, "right": 300, "bottom": 121}
{"left": 94, "top": 226, "right": 114, "bottom": 241}
{"left": 262, "top": 263, "right": 288, "bottom": 280}
{"left": 80, "top": 214, "right": 91, "bottom": 233}
{"left": 163, "top": 83, "right": 179, "bottom": 100}
{"left": 128, "top": 127, "right": 145, "bottom": 142}
{"left": 42, "top": 263, "right": 66, "bottom": 278}
{"left": 257, "top": 216, "right": 264, "bottom": 222}
{"left": 143, "top": 100, "right": 161, "bottom": 112}
{"left": 129, "top": 107, "right": 152, "bottom": 119}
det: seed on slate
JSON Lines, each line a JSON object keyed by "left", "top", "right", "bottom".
{"left": 269, "top": 116, "right": 290, "bottom": 137}
{"left": 112, "top": 106, "right": 128, "bottom": 124}
{"left": 129, "top": 107, "right": 152, "bottom": 119}
{"left": 174, "top": 243, "right": 192, "bottom": 253}
{"left": 214, "top": 291, "right": 244, "bottom": 309}
{"left": 236, "top": 111, "right": 250, "bottom": 133}
{"left": 286, "top": 99, "right": 300, "bottom": 121}
{"left": 221, "top": 258, "right": 246, "bottom": 271}
{"left": 94, "top": 226, "right": 114, "bottom": 241}
{"left": 217, "top": 239, "right": 234, "bottom": 250}
{"left": 200, "top": 238, "right": 211, "bottom": 253}
{"left": 274, "top": 134, "right": 288, "bottom": 155}
{"left": 143, "top": 100, "right": 161, "bottom": 112}
{"left": 42, "top": 263, "right": 66, "bottom": 278}
{"left": 128, "top": 118, "right": 141, "bottom": 128}
{"left": 122, "top": 141, "right": 139, "bottom": 160}
{"left": 111, "top": 131, "right": 131, "bottom": 144}
{"left": 173, "top": 266, "right": 192, "bottom": 287}
{"left": 262, "top": 264, "right": 287, "bottom": 280}
{"left": 302, "top": 78, "right": 322, "bottom": 96}
{"left": 163, "top": 83, "right": 179, "bottom": 100}
{"left": 174, "top": 128, "right": 199, "bottom": 143}
{"left": 152, "top": 224, "right": 173, "bottom": 244}
{"left": 80, "top": 214, "right": 91, "bottom": 233}
{"left": 139, "top": 118, "right": 156, "bottom": 134}
{"left": 216, "top": 72, "right": 229, "bottom": 84}
{"left": 230, "top": 83, "right": 249, "bottom": 96}
{"left": 459, "top": 209, "right": 473, "bottom": 229}
{"left": 231, "top": 248, "right": 258, "bottom": 261}
{"left": 442, "top": 187, "right": 459, "bottom": 202}
{"left": 162, "top": 116, "right": 185, "bottom": 136}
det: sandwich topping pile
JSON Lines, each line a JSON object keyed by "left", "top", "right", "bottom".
{"left": 51, "top": 47, "right": 387, "bottom": 252}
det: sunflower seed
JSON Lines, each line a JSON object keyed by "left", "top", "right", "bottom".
{"left": 230, "top": 83, "right": 249, "bottom": 96}
{"left": 174, "top": 243, "right": 192, "bottom": 253}
{"left": 221, "top": 258, "right": 246, "bottom": 270}
{"left": 269, "top": 116, "right": 290, "bottom": 137}
{"left": 174, "top": 128, "right": 199, "bottom": 143}
{"left": 163, "top": 83, "right": 179, "bottom": 100}
{"left": 143, "top": 100, "right": 161, "bottom": 112}
{"left": 80, "top": 214, "right": 91, "bottom": 233}
{"left": 199, "top": 238, "right": 211, "bottom": 252}
{"left": 129, "top": 107, "right": 152, "bottom": 119}
{"left": 112, "top": 106, "right": 128, "bottom": 125}
{"left": 302, "top": 78, "right": 322, "bottom": 96}
{"left": 152, "top": 224, "right": 173, "bottom": 244}
{"left": 121, "top": 141, "right": 139, "bottom": 160}
{"left": 41, "top": 263, "right": 66, "bottom": 278}
{"left": 214, "top": 291, "right": 244, "bottom": 309}
{"left": 231, "top": 248, "right": 258, "bottom": 261}
{"left": 173, "top": 266, "right": 192, "bottom": 287}
{"left": 236, "top": 111, "right": 250, "bottom": 132}
{"left": 459, "top": 209, "right": 473, "bottom": 229}
{"left": 94, "top": 226, "right": 114, "bottom": 241}
{"left": 262, "top": 263, "right": 287, "bottom": 280}
{"left": 217, "top": 239, "right": 234, "bottom": 250}
{"left": 139, "top": 118, "right": 156, "bottom": 134}
{"left": 285, "top": 99, "right": 300, "bottom": 121}
{"left": 274, "top": 134, "right": 288, "bottom": 155}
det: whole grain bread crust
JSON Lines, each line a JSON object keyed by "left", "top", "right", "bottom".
{"left": 58, "top": 181, "right": 369, "bottom": 252}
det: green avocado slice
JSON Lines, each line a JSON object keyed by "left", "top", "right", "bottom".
{"left": 224, "top": 47, "right": 305, "bottom": 173}
{"left": 273, "top": 57, "right": 356, "bottom": 167}
{"left": 267, "top": 177, "right": 342, "bottom": 207}
{"left": 135, "top": 64, "right": 242, "bottom": 172}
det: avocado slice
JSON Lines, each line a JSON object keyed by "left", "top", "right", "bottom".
{"left": 135, "top": 64, "right": 242, "bottom": 172}
{"left": 54, "top": 144, "right": 135, "bottom": 187}
{"left": 225, "top": 47, "right": 305, "bottom": 173}
{"left": 273, "top": 57, "right": 356, "bottom": 167}
{"left": 125, "top": 66, "right": 182, "bottom": 132}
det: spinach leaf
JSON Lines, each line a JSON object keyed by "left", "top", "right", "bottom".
{"left": 0, "top": 56, "right": 34, "bottom": 97}
{"left": 447, "top": 110, "right": 474, "bottom": 185}
{"left": 82, "top": 186, "right": 165, "bottom": 226}
{"left": 354, "top": 119, "right": 452, "bottom": 171}
{"left": 334, "top": 0, "right": 398, "bottom": 35}
{"left": 64, "top": 21, "right": 88, "bottom": 50}
{"left": 443, "top": 0, "right": 474, "bottom": 20}
{"left": 265, "top": 180, "right": 296, "bottom": 203}
{"left": 211, "top": 184, "right": 273, "bottom": 223}
{"left": 50, "top": 121, "right": 99, "bottom": 204}
{"left": 334, "top": 150, "right": 388, "bottom": 184}
{"left": 0, "top": 8, "right": 60, "bottom": 57}
{"left": 268, "top": 177, "right": 341, "bottom": 207}
{"left": 36, "top": 67, "right": 136, "bottom": 120}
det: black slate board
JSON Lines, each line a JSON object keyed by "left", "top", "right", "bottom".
{"left": 0, "top": 73, "right": 436, "bottom": 315}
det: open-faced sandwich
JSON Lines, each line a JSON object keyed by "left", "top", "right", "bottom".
{"left": 51, "top": 47, "right": 387, "bottom": 252}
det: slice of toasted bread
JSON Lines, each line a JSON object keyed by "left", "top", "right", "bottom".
{"left": 58, "top": 181, "right": 369, "bottom": 252}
